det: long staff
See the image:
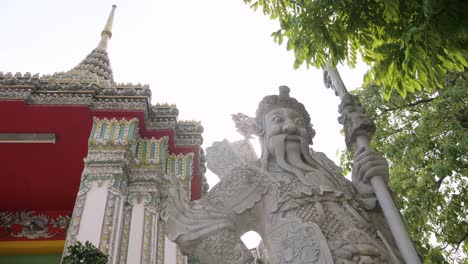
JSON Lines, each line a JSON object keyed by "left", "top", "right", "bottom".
{"left": 323, "top": 64, "right": 421, "bottom": 264}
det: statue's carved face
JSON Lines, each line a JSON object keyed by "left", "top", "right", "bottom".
{"left": 264, "top": 108, "right": 309, "bottom": 156}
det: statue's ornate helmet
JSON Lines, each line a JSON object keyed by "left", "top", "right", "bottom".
{"left": 232, "top": 86, "right": 315, "bottom": 144}
{"left": 255, "top": 86, "right": 311, "bottom": 126}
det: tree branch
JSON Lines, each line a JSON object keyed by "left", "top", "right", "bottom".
{"left": 382, "top": 97, "right": 437, "bottom": 113}
{"left": 454, "top": 232, "right": 468, "bottom": 252}
{"left": 435, "top": 175, "right": 448, "bottom": 190}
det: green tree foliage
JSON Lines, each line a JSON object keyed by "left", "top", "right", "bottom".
{"left": 340, "top": 70, "right": 468, "bottom": 263}
{"left": 62, "top": 241, "right": 108, "bottom": 264}
{"left": 243, "top": 0, "right": 468, "bottom": 98}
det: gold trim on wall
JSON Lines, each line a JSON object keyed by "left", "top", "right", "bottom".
{"left": 0, "top": 240, "right": 65, "bottom": 255}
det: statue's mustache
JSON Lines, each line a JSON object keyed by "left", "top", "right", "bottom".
{"left": 285, "top": 135, "right": 301, "bottom": 142}
{"left": 271, "top": 133, "right": 300, "bottom": 140}
{"left": 269, "top": 134, "right": 307, "bottom": 148}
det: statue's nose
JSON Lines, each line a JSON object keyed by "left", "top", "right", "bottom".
{"left": 282, "top": 120, "right": 297, "bottom": 134}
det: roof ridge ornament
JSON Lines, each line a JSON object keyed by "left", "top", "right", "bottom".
{"left": 97, "top": 5, "right": 117, "bottom": 51}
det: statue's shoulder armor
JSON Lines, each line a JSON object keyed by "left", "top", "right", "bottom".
{"left": 205, "top": 139, "right": 258, "bottom": 179}
{"left": 206, "top": 163, "right": 267, "bottom": 214}
{"left": 205, "top": 139, "right": 267, "bottom": 214}
{"left": 310, "top": 149, "right": 343, "bottom": 175}
{"left": 310, "top": 149, "right": 356, "bottom": 195}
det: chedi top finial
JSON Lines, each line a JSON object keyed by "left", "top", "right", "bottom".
{"left": 96, "top": 5, "right": 117, "bottom": 51}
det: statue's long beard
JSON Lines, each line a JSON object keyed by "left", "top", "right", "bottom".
{"left": 262, "top": 135, "right": 322, "bottom": 186}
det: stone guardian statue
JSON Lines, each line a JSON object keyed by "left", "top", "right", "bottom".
{"left": 164, "top": 86, "right": 407, "bottom": 264}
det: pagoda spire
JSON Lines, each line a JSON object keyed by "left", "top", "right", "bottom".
{"left": 48, "top": 5, "right": 117, "bottom": 85}
{"left": 96, "top": 4, "right": 117, "bottom": 51}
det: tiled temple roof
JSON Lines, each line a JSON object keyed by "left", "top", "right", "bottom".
{"left": 49, "top": 49, "right": 114, "bottom": 85}
{"left": 0, "top": 5, "right": 204, "bottom": 148}
{"left": 0, "top": 5, "right": 208, "bottom": 196}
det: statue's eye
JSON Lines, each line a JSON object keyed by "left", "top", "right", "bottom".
{"left": 272, "top": 116, "right": 283, "bottom": 122}
{"left": 296, "top": 119, "right": 304, "bottom": 127}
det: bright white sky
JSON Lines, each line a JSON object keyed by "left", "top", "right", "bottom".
{"left": 1, "top": 0, "right": 368, "bottom": 188}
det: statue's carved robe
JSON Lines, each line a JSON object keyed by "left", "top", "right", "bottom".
{"left": 165, "top": 140, "right": 402, "bottom": 264}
